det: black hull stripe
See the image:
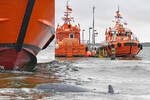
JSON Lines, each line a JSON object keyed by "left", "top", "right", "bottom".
{"left": 16, "top": 0, "right": 36, "bottom": 51}
{"left": 23, "top": 44, "right": 40, "bottom": 52}
{"left": 0, "top": 43, "right": 40, "bottom": 53}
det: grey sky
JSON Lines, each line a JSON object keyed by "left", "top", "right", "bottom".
{"left": 56, "top": 0, "right": 150, "bottom": 42}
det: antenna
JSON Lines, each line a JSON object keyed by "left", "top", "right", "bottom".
{"left": 117, "top": 5, "right": 120, "bottom": 13}
{"left": 92, "top": 6, "right": 95, "bottom": 45}
{"left": 67, "top": 1, "right": 69, "bottom": 8}
{"left": 66, "top": 0, "right": 71, "bottom": 8}
{"left": 115, "top": 5, "right": 122, "bottom": 21}
{"left": 63, "top": 1, "right": 73, "bottom": 24}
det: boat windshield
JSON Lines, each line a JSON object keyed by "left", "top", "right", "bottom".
{"left": 116, "top": 31, "right": 131, "bottom": 36}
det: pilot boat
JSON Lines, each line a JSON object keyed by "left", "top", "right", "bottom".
{"left": 99, "top": 8, "right": 142, "bottom": 58}
{"left": 0, "top": 0, "right": 55, "bottom": 70}
{"left": 55, "top": 2, "right": 88, "bottom": 57}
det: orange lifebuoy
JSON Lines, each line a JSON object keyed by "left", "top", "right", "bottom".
{"left": 86, "top": 51, "right": 91, "bottom": 57}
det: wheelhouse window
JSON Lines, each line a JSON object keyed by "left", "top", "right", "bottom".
{"left": 125, "top": 32, "right": 130, "bottom": 36}
{"left": 69, "top": 34, "right": 74, "bottom": 38}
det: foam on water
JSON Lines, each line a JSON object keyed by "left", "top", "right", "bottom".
{"left": 0, "top": 47, "right": 149, "bottom": 99}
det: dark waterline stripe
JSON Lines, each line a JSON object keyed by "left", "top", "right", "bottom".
{"left": 0, "top": 43, "right": 40, "bottom": 53}
{"left": 16, "top": 0, "right": 36, "bottom": 52}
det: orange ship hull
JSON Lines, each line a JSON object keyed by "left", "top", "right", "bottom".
{"left": 102, "top": 41, "right": 142, "bottom": 57}
{"left": 55, "top": 46, "right": 86, "bottom": 57}
{"left": 0, "top": 0, "right": 55, "bottom": 70}
{"left": 55, "top": 38, "right": 86, "bottom": 57}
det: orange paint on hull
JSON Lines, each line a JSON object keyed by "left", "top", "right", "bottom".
{"left": 25, "top": 0, "right": 55, "bottom": 48}
{"left": 0, "top": 0, "right": 55, "bottom": 70}
{"left": 55, "top": 38, "right": 86, "bottom": 57}
{"left": 106, "top": 42, "right": 141, "bottom": 57}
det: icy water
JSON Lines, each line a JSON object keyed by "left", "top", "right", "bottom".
{"left": 0, "top": 46, "right": 150, "bottom": 100}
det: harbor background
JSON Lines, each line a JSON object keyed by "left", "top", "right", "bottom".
{"left": 0, "top": 45, "right": 150, "bottom": 99}
{"left": 56, "top": 0, "right": 150, "bottom": 43}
